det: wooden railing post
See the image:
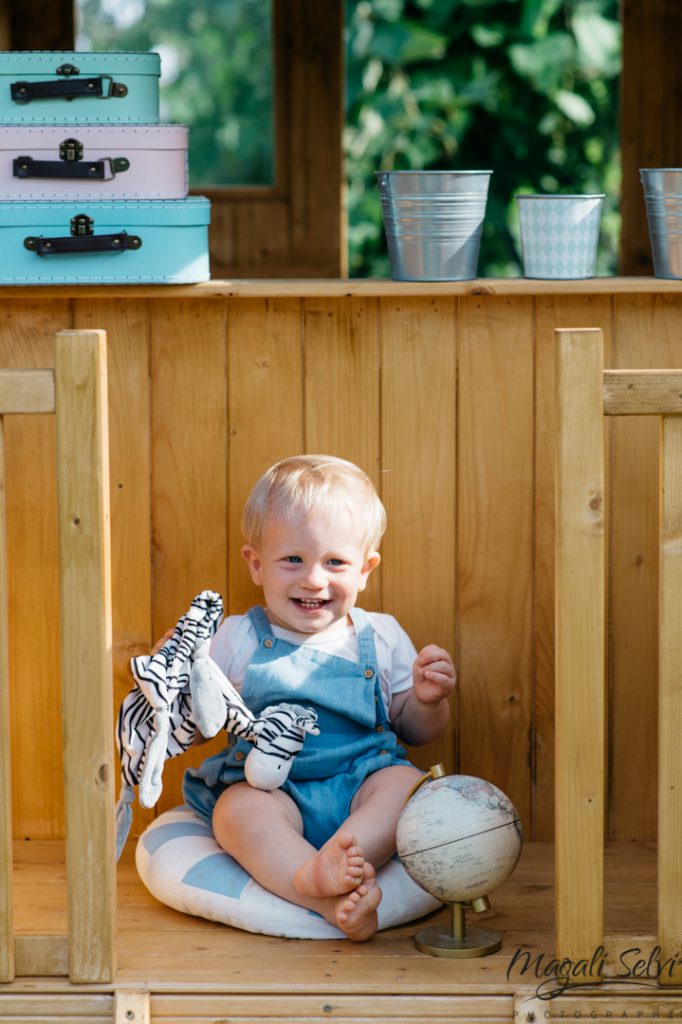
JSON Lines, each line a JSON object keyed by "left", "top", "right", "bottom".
{"left": 554, "top": 328, "right": 606, "bottom": 971}
{"left": 658, "top": 413, "right": 682, "bottom": 984}
{"left": 55, "top": 329, "right": 116, "bottom": 984}
{"left": 0, "top": 413, "right": 14, "bottom": 983}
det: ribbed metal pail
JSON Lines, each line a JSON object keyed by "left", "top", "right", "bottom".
{"left": 640, "top": 169, "right": 682, "bottom": 278}
{"left": 515, "top": 194, "right": 604, "bottom": 279}
{"left": 376, "top": 170, "right": 492, "bottom": 281}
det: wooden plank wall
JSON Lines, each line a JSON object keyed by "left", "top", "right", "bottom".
{"left": 2, "top": 290, "right": 678, "bottom": 843}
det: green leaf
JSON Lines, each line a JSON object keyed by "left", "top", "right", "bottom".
{"left": 508, "top": 34, "right": 575, "bottom": 92}
{"left": 470, "top": 23, "right": 504, "bottom": 47}
{"left": 519, "top": 0, "right": 564, "bottom": 39}
{"left": 572, "top": 10, "right": 621, "bottom": 76}
{"left": 371, "top": 19, "right": 448, "bottom": 64}
{"left": 554, "top": 89, "right": 596, "bottom": 126}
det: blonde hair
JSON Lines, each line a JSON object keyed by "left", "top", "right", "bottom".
{"left": 242, "top": 454, "right": 386, "bottom": 555}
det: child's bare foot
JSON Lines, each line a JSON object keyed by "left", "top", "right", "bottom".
{"left": 335, "top": 863, "right": 381, "bottom": 942}
{"left": 294, "top": 830, "right": 365, "bottom": 897}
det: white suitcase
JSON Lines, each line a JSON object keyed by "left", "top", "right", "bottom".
{"left": 0, "top": 124, "right": 188, "bottom": 200}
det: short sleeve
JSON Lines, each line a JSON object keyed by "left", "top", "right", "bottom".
{"left": 368, "top": 612, "right": 417, "bottom": 710}
{"left": 208, "top": 614, "right": 259, "bottom": 689}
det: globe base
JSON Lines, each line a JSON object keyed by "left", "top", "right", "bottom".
{"left": 414, "top": 922, "right": 502, "bottom": 958}
{"left": 413, "top": 901, "right": 502, "bottom": 958}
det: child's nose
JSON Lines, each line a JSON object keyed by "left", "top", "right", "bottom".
{"left": 301, "top": 563, "right": 328, "bottom": 588}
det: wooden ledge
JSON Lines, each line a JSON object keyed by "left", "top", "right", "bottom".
{"left": 0, "top": 276, "right": 681, "bottom": 299}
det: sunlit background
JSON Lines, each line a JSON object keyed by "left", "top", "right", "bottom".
{"left": 76, "top": 0, "right": 621, "bottom": 277}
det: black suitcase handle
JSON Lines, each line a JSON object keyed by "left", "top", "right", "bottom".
{"left": 11, "top": 75, "right": 128, "bottom": 103}
{"left": 14, "top": 155, "right": 130, "bottom": 181}
{"left": 24, "top": 231, "right": 142, "bottom": 256}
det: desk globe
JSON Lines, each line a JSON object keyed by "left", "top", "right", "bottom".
{"left": 396, "top": 765, "right": 523, "bottom": 957}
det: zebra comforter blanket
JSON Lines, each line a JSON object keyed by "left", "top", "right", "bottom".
{"left": 115, "top": 590, "right": 319, "bottom": 859}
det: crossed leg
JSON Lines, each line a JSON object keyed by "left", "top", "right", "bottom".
{"left": 212, "top": 764, "right": 423, "bottom": 942}
{"left": 212, "top": 782, "right": 380, "bottom": 941}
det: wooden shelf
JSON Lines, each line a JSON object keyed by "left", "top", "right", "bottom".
{"left": 0, "top": 276, "right": 681, "bottom": 299}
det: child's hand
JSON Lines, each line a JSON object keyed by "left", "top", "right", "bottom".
{"left": 412, "top": 645, "right": 456, "bottom": 705}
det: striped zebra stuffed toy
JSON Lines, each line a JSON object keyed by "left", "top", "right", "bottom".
{"left": 115, "top": 590, "right": 319, "bottom": 859}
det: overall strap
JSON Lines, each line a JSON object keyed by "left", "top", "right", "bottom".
{"left": 247, "top": 605, "right": 273, "bottom": 643}
{"left": 348, "top": 606, "right": 377, "bottom": 674}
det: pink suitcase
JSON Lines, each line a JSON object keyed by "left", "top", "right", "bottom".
{"left": 0, "top": 124, "right": 188, "bottom": 199}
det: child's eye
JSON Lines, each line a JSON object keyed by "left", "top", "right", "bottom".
{"left": 284, "top": 555, "right": 302, "bottom": 564}
{"left": 328, "top": 558, "right": 344, "bottom": 567}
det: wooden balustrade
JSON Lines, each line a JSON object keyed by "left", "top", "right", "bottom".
{"left": 554, "top": 327, "right": 682, "bottom": 983}
{"left": 0, "top": 330, "right": 115, "bottom": 984}
{"left": 1, "top": 281, "right": 680, "bottom": 848}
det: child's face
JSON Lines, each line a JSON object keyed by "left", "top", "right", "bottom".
{"left": 242, "top": 504, "right": 380, "bottom": 634}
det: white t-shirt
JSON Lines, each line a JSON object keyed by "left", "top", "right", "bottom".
{"left": 209, "top": 611, "right": 416, "bottom": 714}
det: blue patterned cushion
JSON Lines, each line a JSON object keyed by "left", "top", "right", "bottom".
{"left": 136, "top": 805, "right": 440, "bottom": 939}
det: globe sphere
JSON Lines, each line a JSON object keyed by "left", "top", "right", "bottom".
{"left": 396, "top": 773, "right": 523, "bottom": 904}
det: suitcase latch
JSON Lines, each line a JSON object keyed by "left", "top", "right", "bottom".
{"left": 71, "top": 214, "right": 94, "bottom": 237}
{"left": 60, "top": 138, "right": 83, "bottom": 162}
{"left": 56, "top": 63, "right": 80, "bottom": 76}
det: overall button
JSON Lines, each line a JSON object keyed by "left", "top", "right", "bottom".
{"left": 364, "top": 667, "right": 374, "bottom": 678}
{"left": 263, "top": 637, "right": 274, "bottom": 649}
{"left": 375, "top": 724, "right": 385, "bottom": 733}
{"left": 234, "top": 750, "right": 245, "bottom": 761}
{"left": 379, "top": 749, "right": 389, "bottom": 756}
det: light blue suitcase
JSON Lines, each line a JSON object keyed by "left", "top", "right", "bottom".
{"left": 0, "top": 51, "right": 160, "bottom": 124}
{"left": 0, "top": 197, "right": 210, "bottom": 284}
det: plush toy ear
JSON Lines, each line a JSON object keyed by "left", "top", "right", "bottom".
{"left": 190, "top": 644, "right": 229, "bottom": 738}
{"left": 296, "top": 714, "right": 320, "bottom": 736}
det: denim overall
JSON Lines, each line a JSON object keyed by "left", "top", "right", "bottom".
{"left": 183, "top": 605, "right": 413, "bottom": 848}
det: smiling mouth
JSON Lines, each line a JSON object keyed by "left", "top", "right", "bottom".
{"left": 292, "top": 598, "right": 330, "bottom": 610}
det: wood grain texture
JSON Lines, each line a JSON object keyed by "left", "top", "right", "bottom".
{"left": 303, "top": 297, "right": 381, "bottom": 609}
{"left": 226, "top": 297, "right": 304, "bottom": 615}
{"left": 608, "top": 295, "right": 682, "bottom": 840}
{"left": 0, "top": 369, "right": 55, "bottom": 414}
{"left": 533, "top": 296, "right": 612, "bottom": 840}
{"left": 74, "top": 298, "right": 154, "bottom": 837}
{"left": 554, "top": 328, "right": 605, "bottom": 965}
{"left": 150, "top": 300, "right": 229, "bottom": 808}
{"left": 115, "top": 989, "right": 151, "bottom": 1024}
{"left": 457, "top": 296, "right": 534, "bottom": 830}
{"left": 0, "top": 417, "right": 13, "bottom": 982}
{"left": 55, "top": 330, "right": 115, "bottom": 983}
{"left": 0, "top": 288, "right": 680, "bottom": 840}
{"left": 379, "top": 296, "right": 457, "bottom": 773}
{"left": 9, "top": 836, "right": 658, "bottom": 995}
{"left": 0, "top": 299, "right": 71, "bottom": 841}
{"left": 13, "top": 934, "right": 68, "bottom": 977}
{"left": 604, "top": 369, "right": 682, "bottom": 415}
{"left": 658, "top": 413, "right": 682, "bottom": 982}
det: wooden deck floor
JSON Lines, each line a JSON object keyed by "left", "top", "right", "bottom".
{"left": 5, "top": 838, "right": 682, "bottom": 1022}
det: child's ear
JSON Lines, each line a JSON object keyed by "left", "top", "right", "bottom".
{"left": 241, "top": 545, "right": 263, "bottom": 585}
{"left": 357, "top": 551, "right": 381, "bottom": 591}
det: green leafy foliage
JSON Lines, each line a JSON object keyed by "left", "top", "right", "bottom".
{"left": 76, "top": 0, "right": 620, "bottom": 277}
{"left": 345, "top": 0, "right": 621, "bottom": 277}
{"left": 76, "top": 0, "right": 274, "bottom": 186}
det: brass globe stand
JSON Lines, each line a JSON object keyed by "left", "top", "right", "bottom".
{"left": 414, "top": 895, "right": 502, "bottom": 958}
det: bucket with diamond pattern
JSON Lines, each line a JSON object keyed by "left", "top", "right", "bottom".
{"left": 516, "top": 193, "right": 604, "bottom": 279}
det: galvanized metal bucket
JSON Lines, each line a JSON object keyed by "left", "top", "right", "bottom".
{"left": 375, "top": 170, "right": 492, "bottom": 281}
{"left": 515, "top": 193, "right": 604, "bottom": 279}
{"left": 640, "top": 169, "right": 682, "bottom": 278}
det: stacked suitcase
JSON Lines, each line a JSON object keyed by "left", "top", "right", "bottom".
{"left": 0, "top": 51, "right": 210, "bottom": 284}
